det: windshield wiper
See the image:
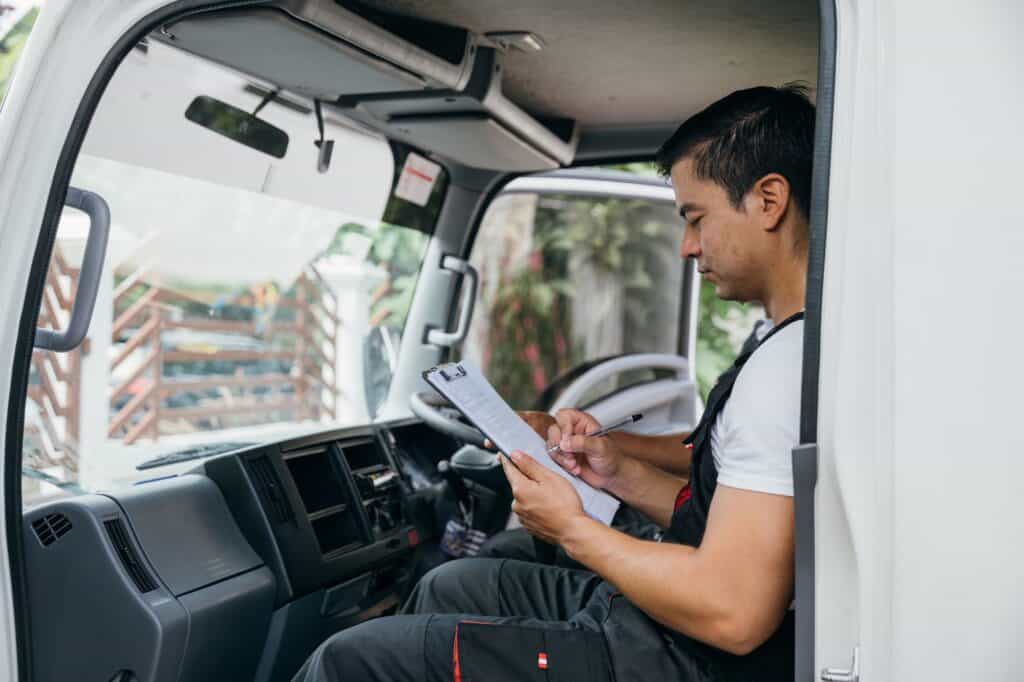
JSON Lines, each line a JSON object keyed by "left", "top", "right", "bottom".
{"left": 136, "top": 441, "right": 253, "bottom": 470}
{"left": 22, "top": 466, "right": 87, "bottom": 494}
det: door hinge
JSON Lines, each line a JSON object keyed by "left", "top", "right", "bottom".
{"left": 821, "top": 646, "right": 859, "bottom": 682}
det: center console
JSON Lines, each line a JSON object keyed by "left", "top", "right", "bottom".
{"left": 203, "top": 427, "right": 415, "bottom": 608}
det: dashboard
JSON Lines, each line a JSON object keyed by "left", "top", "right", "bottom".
{"left": 20, "top": 419, "right": 460, "bottom": 682}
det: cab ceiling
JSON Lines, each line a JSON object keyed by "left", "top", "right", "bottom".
{"left": 356, "top": 0, "right": 819, "bottom": 127}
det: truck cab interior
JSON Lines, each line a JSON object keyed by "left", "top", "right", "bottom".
{"left": 10, "top": 1, "right": 827, "bottom": 681}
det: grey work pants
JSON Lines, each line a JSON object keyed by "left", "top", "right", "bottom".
{"left": 291, "top": 558, "right": 717, "bottom": 682}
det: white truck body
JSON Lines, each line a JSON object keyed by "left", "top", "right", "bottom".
{"left": 1, "top": 1, "right": 1023, "bottom": 681}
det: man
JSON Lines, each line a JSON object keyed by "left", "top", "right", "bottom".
{"left": 293, "top": 83, "right": 814, "bottom": 682}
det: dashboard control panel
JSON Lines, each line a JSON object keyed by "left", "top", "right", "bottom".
{"left": 202, "top": 424, "right": 426, "bottom": 605}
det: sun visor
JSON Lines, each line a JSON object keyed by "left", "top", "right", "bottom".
{"left": 162, "top": 8, "right": 429, "bottom": 99}
{"left": 159, "top": 0, "right": 578, "bottom": 171}
{"left": 386, "top": 114, "right": 560, "bottom": 171}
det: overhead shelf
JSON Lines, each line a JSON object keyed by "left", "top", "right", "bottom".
{"left": 159, "top": 0, "right": 578, "bottom": 171}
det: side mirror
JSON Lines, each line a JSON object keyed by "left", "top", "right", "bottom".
{"left": 184, "top": 95, "right": 289, "bottom": 158}
{"left": 35, "top": 187, "right": 110, "bottom": 352}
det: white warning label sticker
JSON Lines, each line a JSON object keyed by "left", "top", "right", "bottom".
{"left": 394, "top": 153, "right": 441, "bottom": 207}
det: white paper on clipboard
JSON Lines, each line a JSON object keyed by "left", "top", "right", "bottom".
{"left": 423, "top": 362, "right": 620, "bottom": 526}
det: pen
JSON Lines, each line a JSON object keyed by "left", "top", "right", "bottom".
{"left": 546, "top": 413, "right": 643, "bottom": 454}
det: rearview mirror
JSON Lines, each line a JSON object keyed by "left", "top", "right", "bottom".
{"left": 185, "top": 96, "right": 288, "bottom": 158}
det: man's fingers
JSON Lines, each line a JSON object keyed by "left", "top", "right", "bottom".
{"left": 507, "top": 450, "right": 547, "bottom": 481}
{"left": 547, "top": 423, "right": 562, "bottom": 448}
{"left": 554, "top": 408, "right": 601, "bottom": 438}
{"left": 560, "top": 433, "right": 603, "bottom": 455}
{"left": 499, "top": 453, "right": 527, "bottom": 490}
{"left": 559, "top": 433, "right": 584, "bottom": 453}
{"left": 554, "top": 408, "right": 582, "bottom": 436}
{"left": 552, "top": 451, "right": 581, "bottom": 476}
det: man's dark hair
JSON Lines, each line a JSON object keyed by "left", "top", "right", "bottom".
{"left": 656, "top": 83, "right": 815, "bottom": 218}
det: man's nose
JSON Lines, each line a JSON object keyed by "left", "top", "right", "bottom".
{"left": 679, "top": 225, "right": 701, "bottom": 259}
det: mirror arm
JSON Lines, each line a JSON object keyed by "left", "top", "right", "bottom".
{"left": 313, "top": 99, "right": 334, "bottom": 174}
{"left": 252, "top": 87, "right": 279, "bottom": 117}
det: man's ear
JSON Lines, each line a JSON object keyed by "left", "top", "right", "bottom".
{"left": 746, "top": 173, "right": 791, "bottom": 232}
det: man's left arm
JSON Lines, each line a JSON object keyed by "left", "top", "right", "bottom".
{"left": 501, "top": 452, "right": 793, "bottom": 656}
{"left": 564, "top": 485, "right": 793, "bottom": 655}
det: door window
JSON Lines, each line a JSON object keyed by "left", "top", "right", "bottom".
{"left": 694, "top": 280, "right": 763, "bottom": 400}
{"left": 461, "top": 185, "right": 685, "bottom": 410}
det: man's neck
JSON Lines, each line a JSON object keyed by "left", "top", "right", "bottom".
{"left": 761, "top": 249, "right": 808, "bottom": 323}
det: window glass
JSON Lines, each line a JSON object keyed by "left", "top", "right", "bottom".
{"left": 0, "top": 2, "right": 40, "bottom": 105}
{"left": 694, "top": 279, "right": 762, "bottom": 400}
{"left": 462, "top": 189, "right": 684, "bottom": 410}
{"left": 22, "top": 41, "right": 444, "bottom": 508}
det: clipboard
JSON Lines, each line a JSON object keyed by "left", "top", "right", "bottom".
{"left": 423, "top": 362, "right": 620, "bottom": 525}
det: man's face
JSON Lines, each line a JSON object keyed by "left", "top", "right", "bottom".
{"left": 670, "top": 157, "right": 762, "bottom": 302}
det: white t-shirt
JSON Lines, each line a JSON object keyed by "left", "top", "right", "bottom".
{"left": 709, "top": 318, "right": 803, "bottom": 497}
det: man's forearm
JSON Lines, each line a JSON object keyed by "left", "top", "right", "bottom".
{"left": 559, "top": 518, "right": 741, "bottom": 653}
{"left": 609, "top": 431, "right": 691, "bottom": 477}
{"left": 605, "top": 457, "right": 685, "bottom": 527}
{"left": 557, "top": 488, "right": 795, "bottom": 656}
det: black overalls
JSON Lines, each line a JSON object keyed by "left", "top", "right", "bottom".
{"left": 292, "top": 313, "right": 802, "bottom": 682}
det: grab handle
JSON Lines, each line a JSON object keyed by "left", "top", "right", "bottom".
{"left": 34, "top": 187, "right": 110, "bottom": 352}
{"left": 426, "top": 255, "right": 479, "bottom": 348}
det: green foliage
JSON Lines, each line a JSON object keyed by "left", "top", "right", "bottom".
{"left": 0, "top": 8, "right": 39, "bottom": 101}
{"left": 694, "top": 279, "right": 757, "bottom": 400}
{"left": 323, "top": 220, "right": 428, "bottom": 325}
{"left": 604, "top": 161, "right": 661, "bottom": 177}
{"left": 484, "top": 262, "right": 575, "bottom": 408}
{"left": 482, "top": 193, "right": 677, "bottom": 406}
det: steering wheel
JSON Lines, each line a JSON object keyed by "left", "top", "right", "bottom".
{"left": 409, "top": 391, "right": 556, "bottom": 564}
{"left": 408, "top": 391, "right": 488, "bottom": 447}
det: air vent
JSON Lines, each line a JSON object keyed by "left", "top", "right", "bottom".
{"left": 104, "top": 519, "right": 158, "bottom": 593}
{"left": 31, "top": 513, "right": 72, "bottom": 547}
{"left": 247, "top": 455, "right": 294, "bottom": 524}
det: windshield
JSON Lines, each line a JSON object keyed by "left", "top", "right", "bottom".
{"left": 22, "top": 40, "right": 446, "bottom": 508}
{"left": 0, "top": 2, "right": 40, "bottom": 105}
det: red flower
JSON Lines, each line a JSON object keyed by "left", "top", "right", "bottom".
{"left": 524, "top": 343, "right": 540, "bottom": 363}
{"left": 554, "top": 332, "right": 566, "bottom": 357}
{"left": 531, "top": 367, "right": 548, "bottom": 391}
{"left": 528, "top": 250, "right": 543, "bottom": 272}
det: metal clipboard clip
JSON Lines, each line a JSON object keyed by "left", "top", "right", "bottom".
{"left": 435, "top": 363, "right": 468, "bottom": 382}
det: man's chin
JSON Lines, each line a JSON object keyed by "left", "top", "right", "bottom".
{"left": 712, "top": 282, "right": 732, "bottom": 299}
{"left": 712, "top": 283, "right": 744, "bottom": 303}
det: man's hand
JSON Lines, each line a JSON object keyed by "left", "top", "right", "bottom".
{"left": 499, "top": 450, "right": 586, "bottom": 544}
{"left": 520, "top": 410, "right": 557, "bottom": 440}
{"left": 547, "top": 408, "right": 626, "bottom": 491}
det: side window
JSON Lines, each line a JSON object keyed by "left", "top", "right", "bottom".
{"left": 462, "top": 189, "right": 684, "bottom": 410}
{"left": 694, "top": 279, "right": 762, "bottom": 400}
{"left": 0, "top": 3, "right": 40, "bottom": 104}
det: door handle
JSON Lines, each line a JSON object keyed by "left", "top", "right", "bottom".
{"left": 821, "top": 646, "right": 859, "bottom": 682}
{"left": 426, "top": 255, "right": 478, "bottom": 348}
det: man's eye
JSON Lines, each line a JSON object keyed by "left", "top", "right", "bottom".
{"left": 691, "top": 216, "right": 703, "bottom": 228}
